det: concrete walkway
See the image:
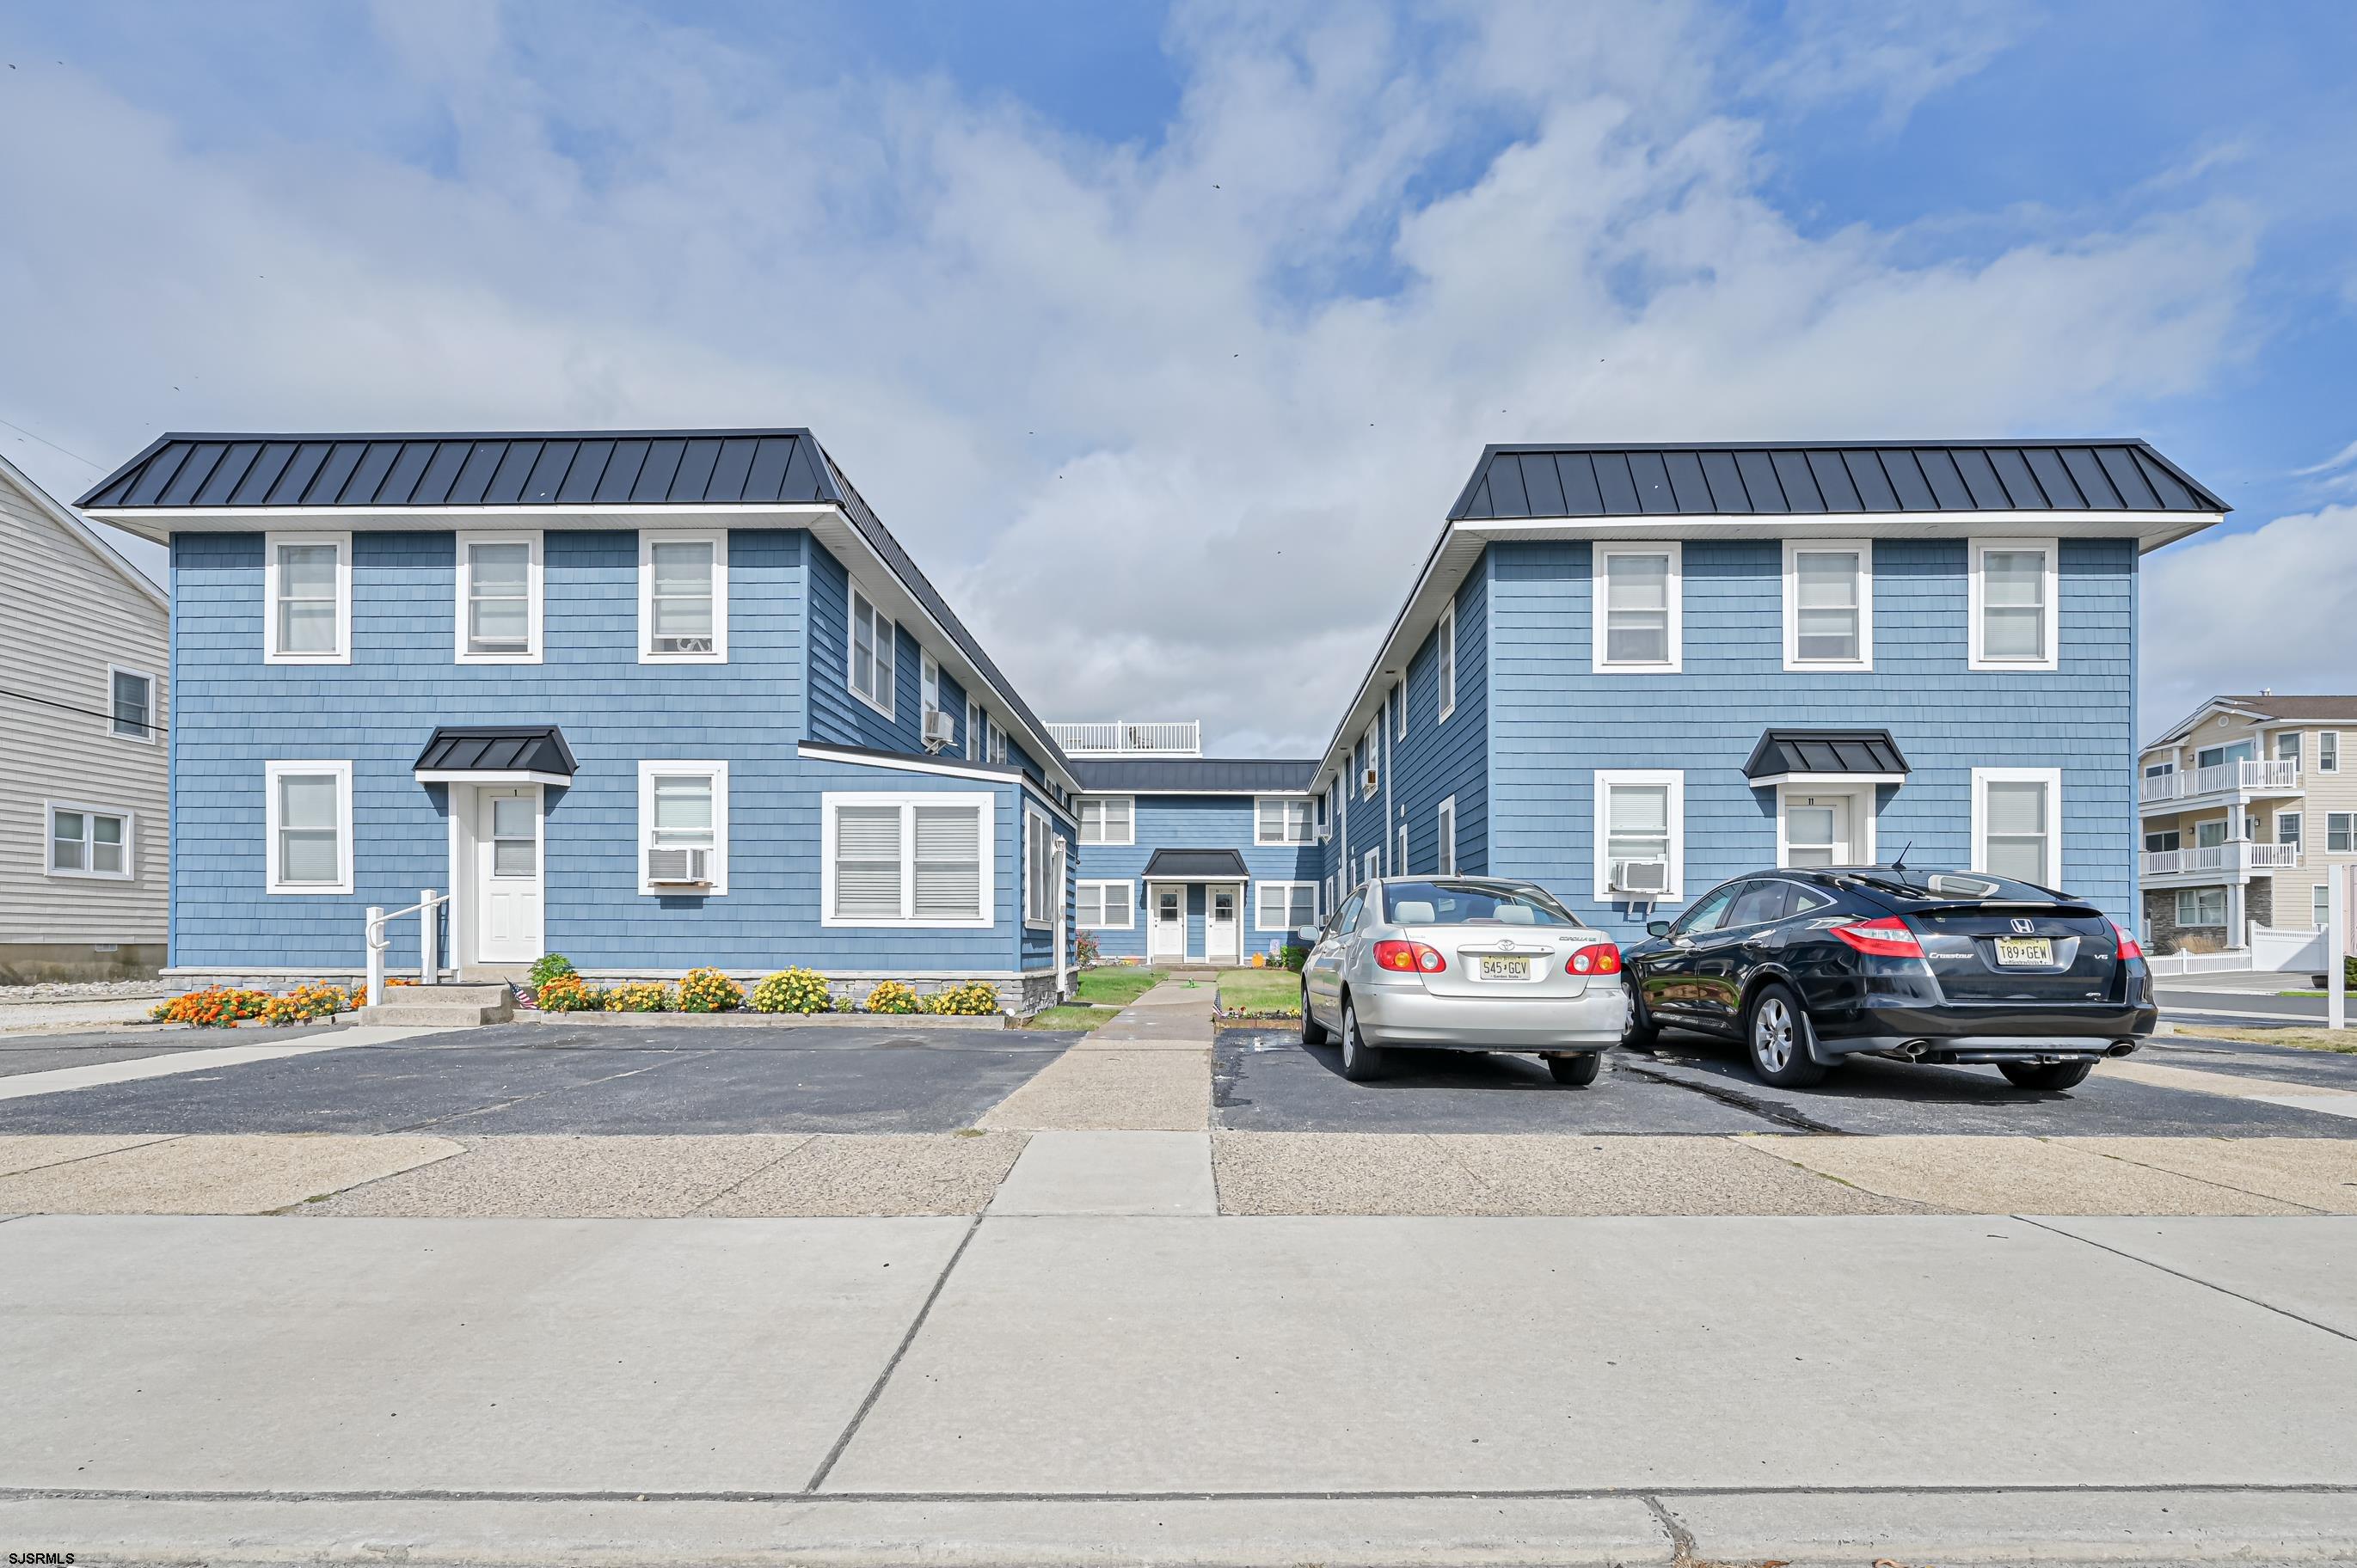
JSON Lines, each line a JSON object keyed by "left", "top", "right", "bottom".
{"left": 977, "top": 979, "right": 1212, "bottom": 1131}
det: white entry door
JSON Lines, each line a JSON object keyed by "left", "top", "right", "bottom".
{"left": 1206, "top": 885, "right": 1241, "bottom": 965}
{"left": 1150, "top": 885, "right": 1186, "bottom": 962}
{"left": 1783, "top": 793, "right": 1853, "bottom": 868}
{"left": 476, "top": 786, "right": 543, "bottom": 964}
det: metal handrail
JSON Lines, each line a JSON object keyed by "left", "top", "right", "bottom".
{"left": 365, "top": 889, "right": 449, "bottom": 1005}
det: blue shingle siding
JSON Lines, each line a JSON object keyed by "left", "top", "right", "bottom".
{"left": 1073, "top": 793, "right": 1322, "bottom": 962}
{"left": 1484, "top": 535, "right": 2139, "bottom": 943}
{"left": 169, "top": 528, "right": 1041, "bottom": 977}
{"left": 1390, "top": 558, "right": 1490, "bottom": 879}
{"left": 806, "top": 534, "right": 926, "bottom": 756}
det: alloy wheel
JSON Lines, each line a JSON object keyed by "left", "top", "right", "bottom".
{"left": 1753, "top": 995, "right": 1795, "bottom": 1074}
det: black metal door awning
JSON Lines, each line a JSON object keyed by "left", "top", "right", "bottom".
{"left": 413, "top": 726, "right": 577, "bottom": 785}
{"left": 1743, "top": 728, "right": 1909, "bottom": 788}
{"left": 1142, "top": 848, "right": 1250, "bottom": 879}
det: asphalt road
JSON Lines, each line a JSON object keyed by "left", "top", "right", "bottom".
{"left": 2158, "top": 984, "right": 2329, "bottom": 1025}
{"left": 0, "top": 1021, "right": 1079, "bottom": 1135}
{"left": 0, "top": 1023, "right": 344, "bottom": 1078}
{"left": 1214, "top": 1025, "right": 2357, "bottom": 1137}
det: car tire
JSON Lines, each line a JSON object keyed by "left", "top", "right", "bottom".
{"left": 1744, "top": 983, "right": 1827, "bottom": 1088}
{"left": 1546, "top": 1052, "right": 1603, "bottom": 1087}
{"left": 1300, "top": 984, "right": 1330, "bottom": 1044}
{"left": 1339, "top": 998, "right": 1385, "bottom": 1081}
{"left": 1622, "top": 989, "right": 1660, "bottom": 1049}
{"left": 1998, "top": 1060, "right": 2094, "bottom": 1091}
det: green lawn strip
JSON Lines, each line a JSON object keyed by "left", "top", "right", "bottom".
{"left": 1075, "top": 967, "right": 1165, "bottom": 1006}
{"left": 1022, "top": 1004, "right": 1113, "bottom": 1032}
{"left": 1217, "top": 966, "right": 1301, "bottom": 1016}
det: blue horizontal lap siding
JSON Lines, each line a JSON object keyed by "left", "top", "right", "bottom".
{"left": 1391, "top": 562, "right": 1489, "bottom": 879}
{"left": 1485, "top": 536, "right": 2138, "bottom": 944}
{"left": 1073, "top": 794, "right": 1321, "bottom": 962}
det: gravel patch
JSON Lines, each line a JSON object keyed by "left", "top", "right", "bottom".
{"left": 2053, "top": 1136, "right": 2357, "bottom": 1214}
{"left": 0, "top": 982, "right": 169, "bottom": 1005}
{"left": 0, "top": 1134, "right": 463, "bottom": 1214}
{"left": 697, "top": 1132, "right": 1029, "bottom": 1216}
{"left": 310, "top": 1135, "right": 814, "bottom": 1217}
{"left": 1741, "top": 1133, "right": 2318, "bottom": 1216}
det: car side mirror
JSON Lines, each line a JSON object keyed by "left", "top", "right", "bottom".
{"left": 1646, "top": 920, "right": 1673, "bottom": 939}
{"left": 1296, "top": 927, "right": 1321, "bottom": 944}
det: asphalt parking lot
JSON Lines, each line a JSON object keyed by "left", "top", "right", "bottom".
{"left": 1213, "top": 1026, "right": 2357, "bottom": 1137}
{"left": 0, "top": 1021, "right": 1079, "bottom": 1135}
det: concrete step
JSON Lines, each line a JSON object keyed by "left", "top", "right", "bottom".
{"left": 353, "top": 1003, "right": 508, "bottom": 1027}
{"left": 374, "top": 984, "right": 511, "bottom": 1007}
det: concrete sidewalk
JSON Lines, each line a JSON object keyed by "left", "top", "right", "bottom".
{"left": 4, "top": 1210, "right": 2355, "bottom": 1564}
{"left": 978, "top": 979, "right": 1212, "bottom": 1131}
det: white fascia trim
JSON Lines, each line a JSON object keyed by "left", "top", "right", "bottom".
{"left": 414, "top": 769, "right": 574, "bottom": 787}
{"left": 1970, "top": 765, "right": 2064, "bottom": 885}
{"left": 637, "top": 530, "right": 728, "bottom": 665}
{"left": 264, "top": 759, "right": 354, "bottom": 895}
{"left": 104, "top": 663, "right": 160, "bottom": 744}
{"left": 798, "top": 741, "right": 1020, "bottom": 783}
{"left": 454, "top": 529, "right": 544, "bottom": 665}
{"left": 1967, "top": 536, "right": 2059, "bottom": 673}
{"left": 43, "top": 799, "right": 138, "bottom": 881}
{"left": 637, "top": 760, "right": 730, "bottom": 896}
{"left": 262, "top": 531, "right": 353, "bottom": 665}
{"left": 819, "top": 789, "right": 995, "bottom": 928}
{"left": 1019, "top": 782, "right": 1080, "bottom": 834}
{"left": 0, "top": 452, "right": 168, "bottom": 607}
{"left": 2147, "top": 696, "right": 2276, "bottom": 750}
{"left": 1077, "top": 879, "right": 1135, "bottom": 930}
{"left": 1593, "top": 769, "right": 1685, "bottom": 903}
{"left": 1591, "top": 542, "right": 1684, "bottom": 675}
{"left": 1780, "top": 536, "right": 1873, "bottom": 672}
{"left": 1746, "top": 771, "right": 1906, "bottom": 790}
{"left": 1115, "top": 788, "right": 1314, "bottom": 798}
{"left": 1459, "top": 508, "right": 2222, "bottom": 553}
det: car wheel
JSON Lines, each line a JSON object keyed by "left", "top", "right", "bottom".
{"left": 1300, "top": 983, "right": 1330, "bottom": 1044}
{"left": 1998, "top": 1060, "right": 2094, "bottom": 1091}
{"left": 1339, "top": 999, "right": 1385, "bottom": 1081}
{"left": 1622, "top": 988, "right": 1660, "bottom": 1049}
{"left": 1745, "top": 983, "right": 1827, "bottom": 1088}
{"left": 1546, "top": 1052, "right": 1603, "bottom": 1087}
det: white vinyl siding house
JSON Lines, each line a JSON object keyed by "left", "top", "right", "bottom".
{"left": 0, "top": 456, "right": 169, "bottom": 980}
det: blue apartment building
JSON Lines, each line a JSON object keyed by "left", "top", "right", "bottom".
{"left": 81, "top": 433, "right": 2227, "bottom": 1010}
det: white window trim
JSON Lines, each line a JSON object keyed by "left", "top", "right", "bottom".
{"left": 2176, "top": 886, "right": 2227, "bottom": 928}
{"left": 636, "top": 760, "right": 730, "bottom": 896}
{"left": 1773, "top": 782, "right": 1876, "bottom": 869}
{"left": 264, "top": 760, "right": 354, "bottom": 896}
{"left": 844, "top": 574, "right": 895, "bottom": 715}
{"left": 2277, "top": 810, "right": 2303, "bottom": 846}
{"left": 921, "top": 652, "right": 941, "bottom": 725}
{"left": 966, "top": 698, "right": 982, "bottom": 762}
{"left": 263, "top": 531, "right": 353, "bottom": 665}
{"left": 637, "top": 530, "right": 728, "bottom": 665}
{"left": 1593, "top": 769, "right": 1685, "bottom": 902}
{"left": 819, "top": 790, "right": 993, "bottom": 928}
{"left": 988, "top": 718, "right": 1007, "bottom": 765}
{"left": 1396, "top": 822, "right": 1409, "bottom": 876}
{"left": 1255, "top": 880, "right": 1317, "bottom": 933}
{"left": 1969, "top": 765, "right": 2063, "bottom": 885}
{"left": 1592, "top": 542, "right": 1684, "bottom": 674}
{"left": 45, "top": 799, "right": 136, "bottom": 881}
{"left": 1079, "top": 795, "right": 1136, "bottom": 847}
{"left": 1023, "top": 805, "right": 1055, "bottom": 929}
{"left": 1078, "top": 879, "right": 1135, "bottom": 930}
{"left": 1360, "top": 719, "right": 1381, "bottom": 799}
{"left": 1780, "top": 537, "right": 1873, "bottom": 672}
{"left": 1436, "top": 598, "right": 1458, "bottom": 723}
{"left": 1436, "top": 794, "right": 1457, "bottom": 876}
{"left": 1362, "top": 847, "right": 1381, "bottom": 885}
{"left": 105, "top": 664, "right": 158, "bottom": 744}
{"left": 1393, "top": 681, "right": 1406, "bottom": 742}
{"left": 1967, "top": 537, "right": 2059, "bottom": 672}
{"left": 2322, "top": 732, "right": 2341, "bottom": 773}
{"left": 1255, "top": 797, "right": 1312, "bottom": 846}
{"left": 454, "top": 530, "right": 543, "bottom": 665}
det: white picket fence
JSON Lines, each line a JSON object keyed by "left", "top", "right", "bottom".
{"left": 2144, "top": 922, "right": 2328, "bottom": 977}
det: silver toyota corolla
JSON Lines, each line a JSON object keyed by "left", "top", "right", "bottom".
{"left": 1296, "top": 876, "right": 1625, "bottom": 1086}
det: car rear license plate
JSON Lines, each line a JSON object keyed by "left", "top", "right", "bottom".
{"left": 1993, "top": 936, "right": 2053, "bottom": 966}
{"left": 1478, "top": 956, "right": 1531, "bottom": 981}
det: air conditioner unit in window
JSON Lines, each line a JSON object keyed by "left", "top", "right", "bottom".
{"left": 922, "top": 709, "right": 956, "bottom": 752}
{"left": 1362, "top": 767, "right": 1379, "bottom": 793}
{"left": 654, "top": 634, "right": 715, "bottom": 656}
{"left": 648, "top": 847, "right": 712, "bottom": 885}
{"left": 1610, "top": 858, "right": 1669, "bottom": 897}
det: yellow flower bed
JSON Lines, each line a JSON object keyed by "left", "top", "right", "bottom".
{"left": 751, "top": 968, "right": 834, "bottom": 1014}
{"left": 150, "top": 987, "right": 271, "bottom": 1027}
{"left": 603, "top": 980, "right": 672, "bottom": 1014}
{"left": 861, "top": 979, "right": 921, "bottom": 1014}
{"left": 676, "top": 967, "right": 745, "bottom": 1013}
{"left": 921, "top": 981, "right": 1001, "bottom": 1016}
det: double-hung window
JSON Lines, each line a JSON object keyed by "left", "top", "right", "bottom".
{"left": 2277, "top": 812, "right": 2303, "bottom": 850}
{"left": 264, "top": 533, "right": 351, "bottom": 664}
{"left": 1078, "top": 797, "right": 1133, "bottom": 846}
{"left": 1077, "top": 880, "right": 1133, "bottom": 929}
{"left": 456, "top": 532, "right": 541, "bottom": 662}
{"left": 47, "top": 803, "right": 132, "bottom": 879}
{"left": 966, "top": 699, "right": 983, "bottom": 762}
{"left": 2330, "top": 813, "right": 2355, "bottom": 854}
{"left": 1969, "top": 539, "right": 2058, "bottom": 671}
{"left": 2323, "top": 732, "right": 2342, "bottom": 773}
{"left": 1783, "top": 540, "right": 1871, "bottom": 670}
{"left": 1360, "top": 720, "right": 1380, "bottom": 798}
{"left": 640, "top": 533, "right": 726, "bottom": 661}
{"left": 265, "top": 761, "right": 353, "bottom": 895}
{"left": 1255, "top": 881, "right": 1317, "bottom": 932}
{"left": 988, "top": 718, "right": 1007, "bottom": 765}
{"left": 1436, "top": 598, "right": 1458, "bottom": 721}
{"left": 1255, "top": 798, "right": 1313, "bottom": 845}
{"left": 637, "top": 763, "right": 728, "bottom": 894}
{"left": 847, "top": 579, "right": 895, "bottom": 714}
{"left": 1393, "top": 681, "right": 1405, "bottom": 742}
{"left": 2277, "top": 732, "right": 2303, "bottom": 770}
{"left": 108, "top": 666, "right": 157, "bottom": 741}
{"left": 1023, "top": 806, "right": 1055, "bottom": 928}
{"left": 1594, "top": 770, "right": 1682, "bottom": 899}
{"left": 1593, "top": 544, "right": 1681, "bottom": 672}
{"left": 921, "top": 652, "right": 941, "bottom": 726}
{"left": 823, "top": 793, "right": 991, "bottom": 926}
{"left": 1436, "top": 796, "right": 1457, "bottom": 875}
{"left": 1972, "top": 767, "right": 2061, "bottom": 885}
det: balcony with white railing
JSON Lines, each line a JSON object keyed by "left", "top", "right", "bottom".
{"left": 1047, "top": 720, "right": 1202, "bottom": 757}
{"left": 2139, "top": 757, "right": 2300, "bottom": 807}
{"left": 2140, "top": 841, "right": 2301, "bottom": 882}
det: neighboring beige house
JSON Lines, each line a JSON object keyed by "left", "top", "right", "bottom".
{"left": 2137, "top": 692, "right": 2357, "bottom": 954}
{"left": 0, "top": 453, "right": 169, "bottom": 982}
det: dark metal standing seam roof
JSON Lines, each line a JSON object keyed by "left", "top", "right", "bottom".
{"left": 414, "top": 726, "right": 579, "bottom": 777}
{"left": 1742, "top": 728, "right": 1911, "bottom": 781}
{"left": 1071, "top": 758, "right": 1320, "bottom": 793}
{"left": 1448, "top": 441, "right": 2231, "bottom": 521}
{"left": 1142, "top": 848, "right": 1252, "bottom": 879}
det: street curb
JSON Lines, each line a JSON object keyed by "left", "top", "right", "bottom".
{"left": 522, "top": 1010, "right": 1008, "bottom": 1031}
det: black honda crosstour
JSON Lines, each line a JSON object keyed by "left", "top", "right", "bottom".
{"left": 1620, "top": 866, "right": 2157, "bottom": 1089}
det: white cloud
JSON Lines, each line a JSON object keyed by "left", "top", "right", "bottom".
{"left": 2142, "top": 505, "right": 2357, "bottom": 736}
{"left": 0, "top": 0, "right": 2263, "bottom": 754}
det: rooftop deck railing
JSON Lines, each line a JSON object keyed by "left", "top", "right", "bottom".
{"left": 1047, "top": 720, "right": 1201, "bottom": 756}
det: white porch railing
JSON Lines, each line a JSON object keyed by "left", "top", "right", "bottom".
{"left": 2141, "top": 842, "right": 2300, "bottom": 879}
{"left": 365, "top": 889, "right": 448, "bottom": 1004}
{"left": 2139, "top": 758, "right": 2299, "bottom": 803}
{"left": 1047, "top": 720, "right": 1201, "bottom": 756}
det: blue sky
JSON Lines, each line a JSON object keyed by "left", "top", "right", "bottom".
{"left": 3, "top": 0, "right": 2354, "bottom": 750}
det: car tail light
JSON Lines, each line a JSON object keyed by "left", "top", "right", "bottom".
{"left": 1831, "top": 916, "right": 1924, "bottom": 958}
{"left": 1372, "top": 940, "right": 1446, "bottom": 973}
{"left": 1567, "top": 942, "right": 1622, "bottom": 976}
{"left": 2112, "top": 920, "right": 2145, "bottom": 960}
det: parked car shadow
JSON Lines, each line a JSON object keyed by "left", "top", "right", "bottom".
{"left": 1298, "top": 1041, "right": 1567, "bottom": 1090}
{"left": 1634, "top": 1028, "right": 2087, "bottom": 1102}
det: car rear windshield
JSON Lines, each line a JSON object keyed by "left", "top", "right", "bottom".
{"left": 1840, "top": 869, "right": 2065, "bottom": 904}
{"left": 1380, "top": 880, "right": 1579, "bottom": 927}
